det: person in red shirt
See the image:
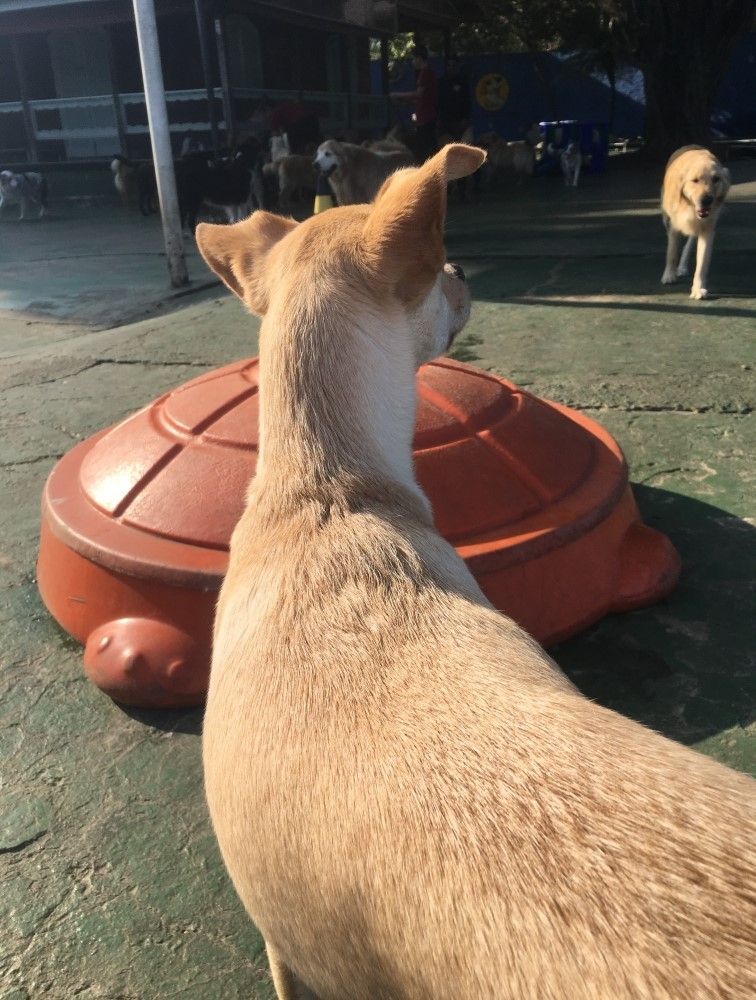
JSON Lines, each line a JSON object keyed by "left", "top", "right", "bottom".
{"left": 390, "top": 45, "right": 438, "bottom": 163}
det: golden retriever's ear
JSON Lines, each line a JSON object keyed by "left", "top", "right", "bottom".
{"left": 718, "top": 165, "right": 732, "bottom": 202}
{"left": 362, "top": 144, "right": 485, "bottom": 299}
{"left": 196, "top": 213, "right": 298, "bottom": 314}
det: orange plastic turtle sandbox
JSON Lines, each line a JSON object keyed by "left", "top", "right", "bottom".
{"left": 37, "top": 357, "right": 680, "bottom": 709}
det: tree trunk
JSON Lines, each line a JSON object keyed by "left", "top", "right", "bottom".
{"left": 630, "top": 0, "right": 756, "bottom": 161}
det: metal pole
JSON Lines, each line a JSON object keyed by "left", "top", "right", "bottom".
{"left": 214, "top": 16, "right": 235, "bottom": 149}
{"left": 11, "top": 38, "right": 39, "bottom": 163}
{"left": 193, "top": 0, "right": 220, "bottom": 157}
{"left": 132, "top": 0, "right": 189, "bottom": 288}
{"left": 104, "top": 26, "right": 129, "bottom": 157}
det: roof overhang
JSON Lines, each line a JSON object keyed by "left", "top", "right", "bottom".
{"left": 0, "top": 0, "right": 486, "bottom": 35}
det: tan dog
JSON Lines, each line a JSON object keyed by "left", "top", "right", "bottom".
{"left": 477, "top": 131, "right": 535, "bottom": 182}
{"left": 263, "top": 154, "right": 316, "bottom": 210}
{"left": 363, "top": 136, "right": 415, "bottom": 155}
{"left": 313, "top": 138, "right": 415, "bottom": 205}
{"left": 197, "top": 144, "right": 756, "bottom": 1000}
{"left": 661, "top": 144, "right": 730, "bottom": 299}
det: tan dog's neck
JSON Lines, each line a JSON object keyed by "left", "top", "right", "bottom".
{"left": 196, "top": 144, "right": 485, "bottom": 523}
{"left": 254, "top": 293, "right": 430, "bottom": 520}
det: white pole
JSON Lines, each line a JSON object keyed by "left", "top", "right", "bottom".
{"left": 132, "top": 0, "right": 188, "bottom": 288}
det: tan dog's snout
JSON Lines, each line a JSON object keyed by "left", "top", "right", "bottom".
{"left": 442, "top": 261, "right": 471, "bottom": 349}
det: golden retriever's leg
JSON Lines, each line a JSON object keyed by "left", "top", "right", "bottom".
{"left": 661, "top": 225, "right": 682, "bottom": 284}
{"left": 677, "top": 235, "right": 695, "bottom": 278}
{"left": 691, "top": 230, "right": 715, "bottom": 300}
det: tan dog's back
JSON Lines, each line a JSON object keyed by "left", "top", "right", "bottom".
{"left": 209, "top": 546, "right": 756, "bottom": 998}
{"left": 199, "top": 146, "right": 756, "bottom": 999}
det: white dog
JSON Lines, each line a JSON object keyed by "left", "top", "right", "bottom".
{"left": 560, "top": 141, "right": 582, "bottom": 186}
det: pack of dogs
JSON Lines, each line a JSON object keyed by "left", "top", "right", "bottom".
{"left": 196, "top": 142, "right": 753, "bottom": 999}
{"left": 111, "top": 143, "right": 266, "bottom": 229}
{"left": 4, "top": 128, "right": 732, "bottom": 304}
{"left": 105, "top": 126, "right": 601, "bottom": 226}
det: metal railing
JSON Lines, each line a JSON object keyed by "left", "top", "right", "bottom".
{"left": 0, "top": 87, "right": 392, "bottom": 163}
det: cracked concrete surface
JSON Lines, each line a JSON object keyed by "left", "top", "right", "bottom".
{"left": 1, "top": 157, "right": 755, "bottom": 998}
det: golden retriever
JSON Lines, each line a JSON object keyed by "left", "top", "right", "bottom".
{"left": 313, "top": 138, "right": 415, "bottom": 205}
{"left": 196, "top": 144, "right": 756, "bottom": 1000}
{"left": 661, "top": 144, "right": 730, "bottom": 299}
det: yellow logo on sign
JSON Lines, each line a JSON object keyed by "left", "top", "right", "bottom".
{"left": 475, "top": 73, "right": 510, "bottom": 111}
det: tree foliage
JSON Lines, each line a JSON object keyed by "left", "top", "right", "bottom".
{"left": 614, "top": 0, "right": 756, "bottom": 155}
{"left": 402, "top": 0, "right": 756, "bottom": 158}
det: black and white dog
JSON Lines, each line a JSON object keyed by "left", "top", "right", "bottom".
{"left": 0, "top": 170, "right": 48, "bottom": 219}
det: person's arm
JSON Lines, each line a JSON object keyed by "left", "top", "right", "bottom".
{"left": 391, "top": 65, "right": 427, "bottom": 102}
{"left": 390, "top": 85, "right": 422, "bottom": 102}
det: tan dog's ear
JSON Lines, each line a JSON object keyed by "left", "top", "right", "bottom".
{"left": 362, "top": 144, "right": 485, "bottom": 300}
{"left": 196, "top": 213, "right": 298, "bottom": 314}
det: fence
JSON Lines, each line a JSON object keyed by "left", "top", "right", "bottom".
{"left": 0, "top": 88, "right": 392, "bottom": 164}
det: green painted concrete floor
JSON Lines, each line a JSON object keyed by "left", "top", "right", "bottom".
{"left": 1, "top": 155, "right": 755, "bottom": 998}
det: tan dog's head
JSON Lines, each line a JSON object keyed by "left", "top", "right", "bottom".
{"left": 196, "top": 143, "right": 484, "bottom": 367}
{"left": 677, "top": 148, "right": 730, "bottom": 220}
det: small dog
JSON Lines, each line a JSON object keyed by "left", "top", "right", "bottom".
{"left": 0, "top": 169, "right": 47, "bottom": 220}
{"left": 559, "top": 141, "right": 581, "bottom": 187}
{"left": 477, "top": 132, "right": 534, "bottom": 182}
{"left": 661, "top": 144, "right": 730, "bottom": 299}
{"left": 114, "top": 159, "right": 157, "bottom": 216}
{"left": 313, "top": 138, "right": 415, "bottom": 205}
{"left": 110, "top": 154, "right": 137, "bottom": 208}
{"left": 197, "top": 144, "right": 756, "bottom": 1000}
{"left": 175, "top": 149, "right": 264, "bottom": 230}
{"left": 270, "top": 133, "right": 290, "bottom": 163}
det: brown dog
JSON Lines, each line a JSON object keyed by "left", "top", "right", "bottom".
{"left": 661, "top": 144, "right": 731, "bottom": 299}
{"left": 263, "top": 154, "right": 317, "bottom": 210}
{"left": 197, "top": 145, "right": 756, "bottom": 1000}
